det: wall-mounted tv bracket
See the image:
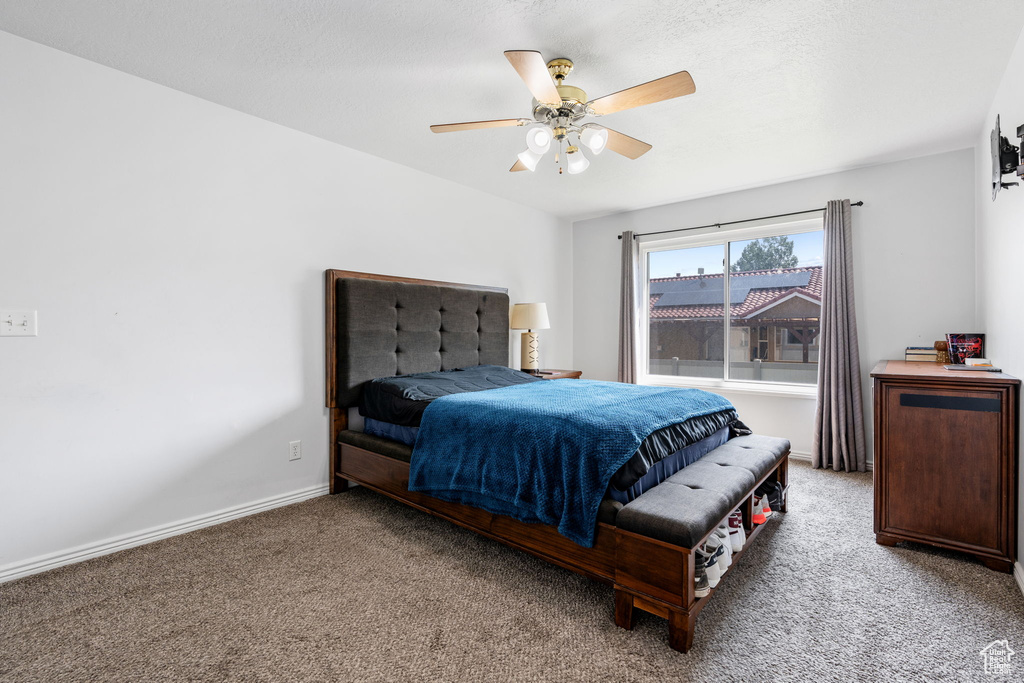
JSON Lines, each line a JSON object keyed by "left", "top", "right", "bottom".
{"left": 1019, "top": 123, "right": 1024, "bottom": 175}
{"left": 991, "top": 115, "right": 1024, "bottom": 201}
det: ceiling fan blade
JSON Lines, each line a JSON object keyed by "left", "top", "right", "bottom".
{"left": 509, "top": 159, "right": 528, "bottom": 172}
{"left": 430, "top": 119, "right": 525, "bottom": 133}
{"left": 504, "top": 50, "right": 562, "bottom": 105}
{"left": 602, "top": 127, "right": 653, "bottom": 159}
{"left": 588, "top": 70, "right": 695, "bottom": 116}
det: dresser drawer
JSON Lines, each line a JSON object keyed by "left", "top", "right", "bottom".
{"left": 879, "top": 385, "right": 1003, "bottom": 550}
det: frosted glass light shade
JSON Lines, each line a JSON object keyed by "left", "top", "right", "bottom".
{"left": 526, "top": 125, "right": 552, "bottom": 154}
{"left": 566, "top": 148, "right": 590, "bottom": 174}
{"left": 517, "top": 148, "right": 543, "bottom": 172}
{"left": 510, "top": 302, "right": 550, "bottom": 330}
{"left": 580, "top": 126, "right": 608, "bottom": 155}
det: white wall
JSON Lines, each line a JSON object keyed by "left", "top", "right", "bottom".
{"left": 976, "top": 27, "right": 1024, "bottom": 580}
{"left": 573, "top": 149, "right": 977, "bottom": 459}
{"left": 0, "top": 32, "right": 572, "bottom": 576}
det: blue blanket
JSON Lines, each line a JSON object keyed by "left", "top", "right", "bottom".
{"left": 408, "top": 379, "right": 734, "bottom": 547}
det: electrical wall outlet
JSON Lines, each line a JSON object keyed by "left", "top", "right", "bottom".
{"left": 0, "top": 311, "right": 37, "bottom": 337}
{"left": 289, "top": 440, "right": 301, "bottom": 461}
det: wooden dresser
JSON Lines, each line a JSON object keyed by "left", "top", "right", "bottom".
{"left": 870, "top": 361, "right": 1019, "bottom": 572}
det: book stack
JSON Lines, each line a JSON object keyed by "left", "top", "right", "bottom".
{"left": 905, "top": 346, "right": 939, "bottom": 362}
{"left": 944, "top": 359, "right": 1002, "bottom": 372}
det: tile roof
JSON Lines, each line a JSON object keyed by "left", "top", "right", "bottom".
{"left": 650, "top": 266, "right": 822, "bottom": 320}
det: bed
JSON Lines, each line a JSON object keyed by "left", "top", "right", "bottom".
{"left": 325, "top": 269, "right": 790, "bottom": 651}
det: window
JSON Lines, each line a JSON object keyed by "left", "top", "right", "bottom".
{"left": 640, "top": 217, "right": 823, "bottom": 389}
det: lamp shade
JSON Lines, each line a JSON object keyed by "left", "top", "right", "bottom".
{"left": 566, "top": 148, "right": 590, "bottom": 175}
{"left": 510, "top": 302, "right": 550, "bottom": 330}
{"left": 517, "top": 148, "right": 543, "bottom": 172}
{"left": 580, "top": 125, "right": 608, "bottom": 155}
{"left": 526, "top": 125, "right": 552, "bottom": 154}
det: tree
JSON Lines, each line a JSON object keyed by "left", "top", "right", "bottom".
{"left": 730, "top": 235, "right": 799, "bottom": 272}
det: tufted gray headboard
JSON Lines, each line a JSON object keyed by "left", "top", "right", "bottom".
{"left": 325, "top": 270, "right": 510, "bottom": 408}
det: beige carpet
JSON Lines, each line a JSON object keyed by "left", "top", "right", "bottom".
{"left": 2, "top": 461, "right": 1023, "bottom": 682}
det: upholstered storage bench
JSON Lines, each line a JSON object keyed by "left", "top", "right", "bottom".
{"left": 335, "top": 430, "right": 790, "bottom": 652}
{"left": 612, "top": 434, "right": 790, "bottom": 650}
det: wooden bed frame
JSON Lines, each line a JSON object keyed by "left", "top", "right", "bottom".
{"left": 325, "top": 269, "right": 788, "bottom": 651}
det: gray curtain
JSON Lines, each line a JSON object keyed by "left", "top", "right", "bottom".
{"left": 812, "top": 200, "right": 867, "bottom": 471}
{"left": 617, "top": 231, "right": 639, "bottom": 383}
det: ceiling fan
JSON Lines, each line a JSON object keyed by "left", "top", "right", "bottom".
{"left": 429, "top": 50, "right": 696, "bottom": 175}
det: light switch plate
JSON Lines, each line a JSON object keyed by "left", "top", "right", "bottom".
{"left": 0, "top": 311, "right": 37, "bottom": 337}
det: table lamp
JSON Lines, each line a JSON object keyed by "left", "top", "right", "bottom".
{"left": 510, "top": 303, "right": 550, "bottom": 372}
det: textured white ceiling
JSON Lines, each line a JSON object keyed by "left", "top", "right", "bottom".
{"left": 2, "top": 1, "right": 1023, "bottom": 220}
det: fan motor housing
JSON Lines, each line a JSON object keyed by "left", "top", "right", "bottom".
{"left": 556, "top": 84, "right": 587, "bottom": 108}
{"left": 533, "top": 85, "right": 589, "bottom": 123}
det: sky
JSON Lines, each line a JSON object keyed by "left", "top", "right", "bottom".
{"left": 648, "top": 231, "right": 823, "bottom": 279}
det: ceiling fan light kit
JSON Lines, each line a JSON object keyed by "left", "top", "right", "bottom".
{"left": 566, "top": 146, "right": 590, "bottom": 175}
{"left": 430, "top": 51, "right": 695, "bottom": 176}
{"left": 526, "top": 124, "right": 553, "bottom": 154}
{"left": 580, "top": 124, "right": 609, "bottom": 155}
{"left": 517, "top": 148, "right": 544, "bottom": 172}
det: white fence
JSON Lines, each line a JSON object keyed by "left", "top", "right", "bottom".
{"left": 649, "top": 358, "right": 818, "bottom": 385}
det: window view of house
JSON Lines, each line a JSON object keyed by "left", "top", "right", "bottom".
{"left": 647, "top": 230, "right": 823, "bottom": 385}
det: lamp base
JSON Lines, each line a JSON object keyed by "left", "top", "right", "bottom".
{"left": 520, "top": 331, "right": 540, "bottom": 371}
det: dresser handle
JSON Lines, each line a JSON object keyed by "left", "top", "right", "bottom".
{"left": 899, "top": 393, "right": 1000, "bottom": 412}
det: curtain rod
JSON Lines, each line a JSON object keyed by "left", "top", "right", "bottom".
{"left": 616, "top": 201, "right": 864, "bottom": 239}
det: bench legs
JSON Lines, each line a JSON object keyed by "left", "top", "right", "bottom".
{"left": 668, "top": 610, "right": 697, "bottom": 653}
{"left": 613, "top": 589, "right": 695, "bottom": 653}
{"left": 614, "top": 589, "right": 635, "bottom": 630}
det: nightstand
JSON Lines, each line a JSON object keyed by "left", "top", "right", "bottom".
{"left": 531, "top": 369, "right": 582, "bottom": 380}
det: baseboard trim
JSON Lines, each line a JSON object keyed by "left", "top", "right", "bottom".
{"left": 789, "top": 449, "right": 873, "bottom": 471}
{"left": 1015, "top": 561, "right": 1024, "bottom": 599}
{"left": 0, "top": 483, "right": 330, "bottom": 584}
{"left": 789, "top": 449, "right": 812, "bottom": 463}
